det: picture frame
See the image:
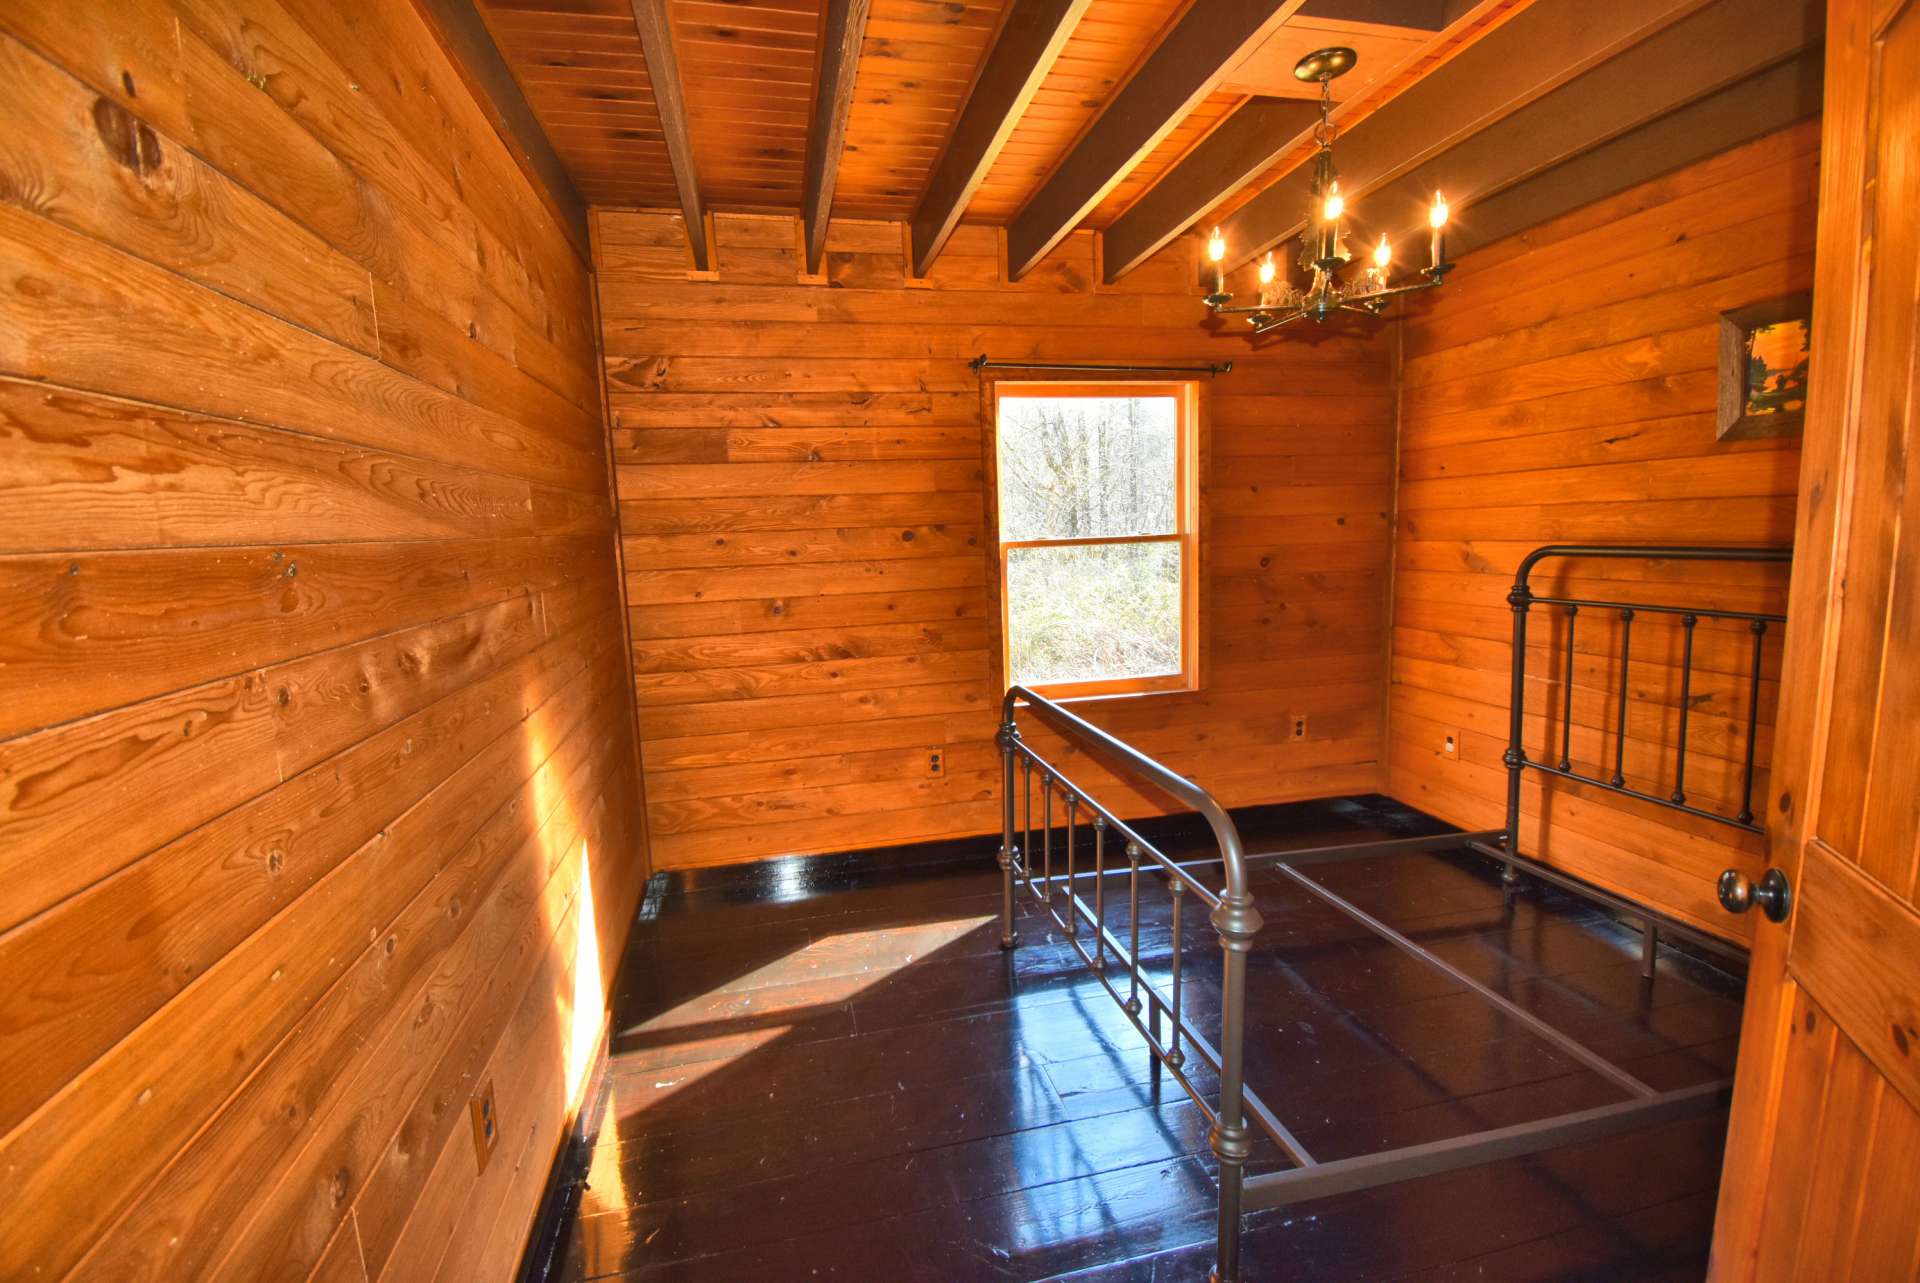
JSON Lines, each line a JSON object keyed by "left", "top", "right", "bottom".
{"left": 1717, "top": 292, "right": 1813, "bottom": 441}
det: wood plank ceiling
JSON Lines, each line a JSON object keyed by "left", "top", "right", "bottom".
{"left": 478, "top": 0, "right": 674, "bottom": 208}
{"left": 475, "top": 0, "right": 1819, "bottom": 282}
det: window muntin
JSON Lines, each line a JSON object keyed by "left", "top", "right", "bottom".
{"left": 995, "top": 383, "right": 1198, "bottom": 699}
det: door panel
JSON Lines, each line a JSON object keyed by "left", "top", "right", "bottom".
{"left": 1791, "top": 842, "right": 1920, "bottom": 1109}
{"left": 1710, "top": 0, "right": 1920, "bottom": 1277}
{"left": 1751, "top": 989, "right": 1920, "bottom": 1283}
{"left": 1814, "top": 0, "right": 1920, "bottom": 879}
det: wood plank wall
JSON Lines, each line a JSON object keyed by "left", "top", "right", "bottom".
{"left": 1388, "top": 122, "right": 1819, "bottom": 942}
{"left": 595, "top": 212, "right": 1396, "bottom": 869}
{"left": 0, "top": 4, "right": 643, "bottom": 1281}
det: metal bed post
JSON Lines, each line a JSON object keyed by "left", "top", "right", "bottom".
{"left": 1738, "top": 620, "right": 1769, "bottom": 825}
{"left": 1501, "top": 567, "right": 1531, "bottom": 904}
{"left": 1209, "top": 846, "right": 1261, "bottom": 1283}
{"left": 997, "top": 710, "right": 1019, "bottom": 949}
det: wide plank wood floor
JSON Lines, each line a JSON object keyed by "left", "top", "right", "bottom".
{"left": 550, "top": 798, "right": 1741, "bottom": 1281}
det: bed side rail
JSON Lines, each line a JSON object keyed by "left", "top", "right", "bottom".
{"left": 997, "top": 685, "right": 1269, "bottom": 1283}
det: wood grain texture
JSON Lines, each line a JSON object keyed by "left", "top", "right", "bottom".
{"left": 626, "top": 0, "right": 711, "bottom": 268}
{"left": 411, "top": 0, "right": 593, "bottom": 260}
{"left": 598, "top": 210, "right": 1395, "bottom": 868}
{"left": 1201, "top": 0, "right": 1529, "bottom": 226}
{"left": 666, "top": 0, "right": 819, "bottom": 215}
{"left": 1213, "top": 0, "right": 1715, "bottom": 268}
{"left": 473, "top": 0, "right": 679, "bottom": 209}
{"left": 1744, "top": 990, "right": 1920, "bottom": 1283}
{"left": 800, "top": 0, "right": 874, "bottom": 274}
{"left": 1098, "top": 95, "right": 1320, "bottom": 282}
{"left": 840, "top": 0, "right": 1014, "bottom": 221}
{"left": 0, "top": 4, "right": 643, "bottom": 1282}
{"left": 1715, "top": 8, "right": 1920, "bottom": 1274}
{"left": 1003, "top": 0, "right": 1294, "bottom": 279}
{"left": 907, "top": 0, "right": 1092, "bottom": 276}
{"left": 1387, "top": 123, "right": 1816, "bottom": 940}
{"left": 962, "top": 0, "right": 1190, "bottom": 223}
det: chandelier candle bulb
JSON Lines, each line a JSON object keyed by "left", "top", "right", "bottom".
{"left": 1206, "top": 226, "right": 1227, "bottom": 298}
{"left": 1369, "top": 235, "right": 1392, "bottom": 290}
{"left": 1258, "top": 252, "right": 1276, "bottom": 286}
{"left": 1320, "top": 181, "right": 1344, "bottom": 263}
{"left": 1429, "top": 192, "right": 1449, "bottom": 268}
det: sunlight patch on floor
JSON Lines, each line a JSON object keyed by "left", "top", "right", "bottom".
{"left": 621, "top": 913, "right": 996, "bottom": 1037}
{"left": 608, "top": 912, "right": 996, "bottom": 1118}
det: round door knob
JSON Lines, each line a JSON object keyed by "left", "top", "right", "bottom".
{"left": 1717, "top": 867, "right": 1792, "bottom": 923}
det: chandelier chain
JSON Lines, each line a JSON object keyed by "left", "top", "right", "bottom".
{"left": 1312, "top": 75, "right": 1335, "bottom": 149}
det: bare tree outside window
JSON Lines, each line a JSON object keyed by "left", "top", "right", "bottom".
{"left": 996, "top": 388, "right": 1194, "bottom": 694}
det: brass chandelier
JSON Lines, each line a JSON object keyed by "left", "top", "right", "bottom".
{"left": 1203, "top": 47, "right": 1452, "bottom": 335}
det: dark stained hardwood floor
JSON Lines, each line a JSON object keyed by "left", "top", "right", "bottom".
{"left": 550, "top": 798, "right": 1742, "bottom": 1281}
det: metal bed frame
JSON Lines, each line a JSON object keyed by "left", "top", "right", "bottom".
{"left": 994, "top": 544, "right": 1790, "bottom": 1282}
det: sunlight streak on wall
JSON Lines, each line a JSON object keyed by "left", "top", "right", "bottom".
{"left": 566, "top": 842, "right": 605, "bottom": 1109}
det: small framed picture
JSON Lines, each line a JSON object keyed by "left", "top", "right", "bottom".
{"left": 1717, "top": 293, "right": 1812, "bottom": 441}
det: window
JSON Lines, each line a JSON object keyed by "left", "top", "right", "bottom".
{"left": 994, "top": 382, "right": 1199, "bottom": 699}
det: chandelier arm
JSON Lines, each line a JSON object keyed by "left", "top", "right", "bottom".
{"left": 1209, "top": 301, "right": 1291, "bottom": 317}
{"left": 1341, "top": 274, "right": 1450, "bottom": 307}
{"left": 1248, "top": 310, "right": 1312, "bottom": 336}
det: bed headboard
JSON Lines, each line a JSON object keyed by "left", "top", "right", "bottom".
{"left": 1503, "top": 545, "right": 1792, "bottom": 838}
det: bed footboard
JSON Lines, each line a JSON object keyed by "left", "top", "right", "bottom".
{"left": 994, "top": 541, "right": 1789, "bottom": 1274}
{"left": 998, "top": 686, "right": 1280, "bottom": 1283}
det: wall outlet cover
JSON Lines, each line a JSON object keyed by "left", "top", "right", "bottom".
{"left": 469, "top": 1078, "right": 498, "bottom": 1172}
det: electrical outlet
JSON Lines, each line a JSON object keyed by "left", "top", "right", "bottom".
{"left": 1441, "top": 731, "right": 1460, "bottom": 760}
{"left": 469, "top": 1079, "right": 498, "bottom": 1172}
{"left": 1290, "top": 714, "right": 1308, "bottom": 742}
{"left": 927, "top": 748, "right": 945, "bottom": 778}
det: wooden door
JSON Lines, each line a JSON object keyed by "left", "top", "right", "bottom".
{"left": 1708, "top": 0, "right": 1920, "bottom": 1277}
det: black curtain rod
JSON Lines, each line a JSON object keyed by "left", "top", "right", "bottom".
{"left": 968, "top": 355, "right": 1232, "bottom": 377}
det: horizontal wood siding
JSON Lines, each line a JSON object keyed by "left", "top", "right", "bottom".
{"left": 596, "top": 211, "right": 1396, "bottom": 868}
{"left": 1388, "top": 123, "right": 1819, "bottom": 942}
{"left": 0, "top": 4, "right": 643, "bottom": 1281}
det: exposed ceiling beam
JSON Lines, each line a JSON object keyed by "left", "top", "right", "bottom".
{"left": 1101, "top": 0, "right": 1515, "bottom": 284}
{"left": 1430, "top": 49, "right": 1823, "bottom": 263}
{"left": 1002, "top": 0, "right": 1302, "bottom": 281}
{"left": 1295, "top": 0, "right": 1451, "bottom": 27}
{"left": 801, "top": 0, "right": 875, "bottom": 277}
{"left": 1099, "top": 98, "right": 1323, "bottom": 283}
{"left": 908, "top": 0, "right": 1093, "bottom": 278}
{"left": 1336, "top": 0, "right": 1822, "bottom": 267}
{"left": 413, "top": 0, "right": 590, "bottom": 263}
{"left": 629, "top": 0, "right": 710, "bottom": 271}
{"left": 1215, "top": 0, "right": 1720, "bottom": 269}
